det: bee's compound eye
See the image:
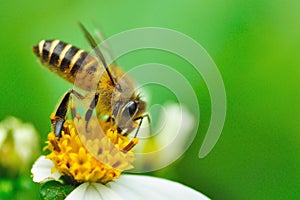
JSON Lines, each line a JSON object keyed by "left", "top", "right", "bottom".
{"left": 126, "top": 101, "right": 137, "bottom": 116}
{"left": 113, "top": 101, "right": 121, "bottom": 117}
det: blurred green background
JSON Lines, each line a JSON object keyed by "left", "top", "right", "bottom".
{"left": 1, "top": 0, "right": 300, "bottom": 199}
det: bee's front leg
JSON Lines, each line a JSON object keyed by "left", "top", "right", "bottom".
{"left": 122, "top": 114, "right": 151, "bottom": 152}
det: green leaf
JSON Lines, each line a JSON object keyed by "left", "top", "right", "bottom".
{"left": 40, "top": 181, "right": 75, "bottom": 200}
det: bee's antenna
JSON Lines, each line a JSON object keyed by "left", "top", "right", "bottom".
{"left": 78, "top": 22, "right": 116, "bottom": 86}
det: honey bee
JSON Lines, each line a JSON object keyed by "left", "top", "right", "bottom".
{"left": 33, "top": 23, "right": 149, "bottom": 151}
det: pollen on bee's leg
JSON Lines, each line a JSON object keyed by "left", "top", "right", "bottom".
{"left": 122, "top": 138, "right": 139, "bottom": 152}
{"left": 50, "top": 113, "right": 56, "bottom": 126}
{"left": 48, "top": 132, "right": 61, "bottom": 152}
{"left": 63, "top": 123, "right": 71, "bottom": 135}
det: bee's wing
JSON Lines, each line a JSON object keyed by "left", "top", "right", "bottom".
{"left": 79, "top": 23, "right": 116, "bottom": 86}
{"left": 80, "top": 26, "right": 116, "bottom": 67}
{"left": 93, "top": 28, "right": 117, "bottom": 67}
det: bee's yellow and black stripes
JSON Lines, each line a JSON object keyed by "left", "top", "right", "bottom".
{"left": 33, "top": 40, "right": 92, "bottom": 76}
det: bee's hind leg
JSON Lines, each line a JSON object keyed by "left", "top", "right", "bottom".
{"left": 51, "top": 89, "right": 84, "bottom": 138}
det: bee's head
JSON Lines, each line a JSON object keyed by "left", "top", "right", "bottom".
{"left": 109, "top": 67, "right": 147, "bottom": 134}
{"left": 112, "top": 96, "right": 146, "bottom": 133}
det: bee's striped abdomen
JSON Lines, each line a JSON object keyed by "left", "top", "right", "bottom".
{"left": 49, "top": 41, "right": 67, "bottom": 66}
{"left": 33, "top": 40, "right": 92, "bottom": 77}
{"left": 33, "top": 40, "right": 103, "bottom": 90}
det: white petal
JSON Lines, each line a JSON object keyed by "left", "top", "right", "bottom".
{"left": 66, "top": 182, "right": 123, "bottom": 200}
{"left": 156, "top": 104, "right": 194, "bottom": 149}
{"left": 1, "top": 116, "right": 23, "bottom": 129}
{"left": 65, "top": 175, "right": 208, "bottom": 200}
{"left": 31, "top": 156, "right": 61, "bottom": 183}
{"left": 92, "top": 183, "right": 123, "bottom": 200}
{"left": 108, "top": 175, "right": 209, "bottom": 200}
{"left": 134, "top": 104, "right": 196, "bottom": 172}
{"left": 14, "top": 124, "right": 39, "bottom": 163}
{"left": 65, "top": 183, "right": 89, "bottom": 200}
{"left": 0, "top": 127, "right": 7, "bottom": 148}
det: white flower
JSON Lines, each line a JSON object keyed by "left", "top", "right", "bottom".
{"left": 0, "top": 116, "right": 39, "bottom": 175}
{"left": 32, "top": 156, "right": 209, "bottom": 200}
{"left": 133, "top": 103, "right": 196, "bottom": 172}
{"left": 31, "top": 103, "right": 207, "bottom": 199}
{"left": 152, "top": 103, "right": 195, "bottom": 161}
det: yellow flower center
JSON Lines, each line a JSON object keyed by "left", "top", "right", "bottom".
{"left": 45, "top": 115, "right": 137, "bottom": 184}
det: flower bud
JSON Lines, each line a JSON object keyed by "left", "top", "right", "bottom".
{"left": 0, "top": 117, "right": 40, "bottom": 177}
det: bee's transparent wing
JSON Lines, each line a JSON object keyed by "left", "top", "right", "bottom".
{"left": 93, "top": 28, "right": 117, "bottom": 67}
{"left": 79, "top": 23, "right": 116, "bottom": 86}
{"left": 80, "top": 23, "right": 117, "bottom": 67}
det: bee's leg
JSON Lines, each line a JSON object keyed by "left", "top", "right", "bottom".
{"left": 51, "top": 89, "right": 84, "bottom": 138}
{"left": 122, "top": 114, "right": 151, "bottom": 152}
{"left": 84, "top": 92, "right": 99, "bottom": 131}
{"left": 134, "top": 114, "right": 151, "bottom": 138}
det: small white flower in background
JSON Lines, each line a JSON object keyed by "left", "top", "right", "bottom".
{"left": 133, "top": 103, "right": 196, "bottom": 172}
{"left": 31, "top": 104, "right": 209, "bottom": 199}
{"left": 0, "top": 116, "right": 39, "bottom": 176}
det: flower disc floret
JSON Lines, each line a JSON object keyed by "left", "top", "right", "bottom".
{"left": 45, "top": 116, "right": 135, "bottom": 184}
